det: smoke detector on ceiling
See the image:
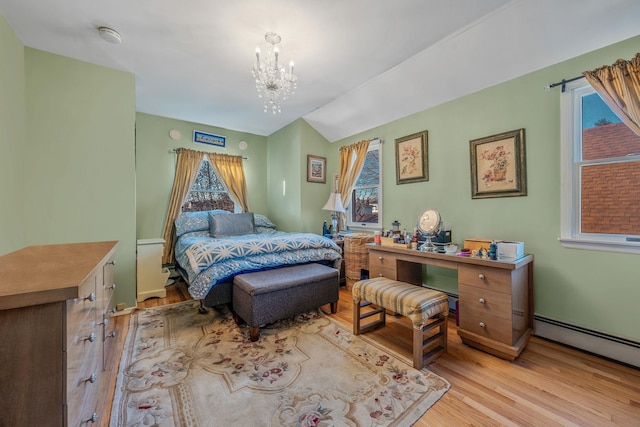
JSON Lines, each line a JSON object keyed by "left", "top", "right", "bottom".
{"left": 98, "top": 26, "right": 122, "bottom": 44}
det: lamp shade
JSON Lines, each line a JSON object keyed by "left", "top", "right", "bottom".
{"left": 322, "top": 193, "right": 346, "bottom": 213}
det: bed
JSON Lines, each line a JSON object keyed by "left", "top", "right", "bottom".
{"left": 173, "top": 210, "right": 343, "bottom": 309}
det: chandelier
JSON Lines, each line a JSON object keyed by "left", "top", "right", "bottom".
{"left": 252, "top": 32, "right": 297, "bottom": 114}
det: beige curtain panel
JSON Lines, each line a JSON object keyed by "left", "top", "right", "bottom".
{"left": 583, "top": 52, "right": 640, "bottom": 136}
{"left": 161, "top": 148, "right": 205, "bottom": 264}
{"left": 337, "top": 139, "right": 370, "bottom": 230}
{"left": 208, "top": 153, "right": 250, "bottom": 213}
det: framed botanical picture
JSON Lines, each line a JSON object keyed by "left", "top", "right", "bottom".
{"left": 307, "top": 154, "right": 327, "bottom": 183}
{"left": 395, "top": 130, "right": 428, "bottom": 184}
{"left": 470, "top": 128, "right": 527, "bottom": 199}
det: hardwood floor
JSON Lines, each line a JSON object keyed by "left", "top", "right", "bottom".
{"left": 115, "top": 280, "right": 640, "bottom": 426}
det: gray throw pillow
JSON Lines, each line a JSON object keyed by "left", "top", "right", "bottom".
{"left": 209, "top": 212, "right": 255, "bottom": 237}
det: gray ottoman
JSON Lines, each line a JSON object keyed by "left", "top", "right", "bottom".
{"left": 233, "top": 263, "right": 340, "bottom": 341}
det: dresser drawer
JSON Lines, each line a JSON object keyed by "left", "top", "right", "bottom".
{"left": 66, "top": 275, "right": 98, "bottom": 349}
{"left": 459, "top": 309, "right": 513, "bottom": 345}
{"left": 458, "top": 284, "right": 512, "bottom": 320}
{"left": 66, "top": 319, "right": 100, "bottom": 424}
{"left": 458, "top": 265, "right": 512, "bottom": 293}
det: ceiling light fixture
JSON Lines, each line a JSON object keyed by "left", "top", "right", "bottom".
{"left": 98, "top": 26, "right": 122, "bottom": 44}
{"left": 252, "top": 32, "right": 297, "bottom": 114}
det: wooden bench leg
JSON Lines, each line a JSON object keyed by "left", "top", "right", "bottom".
{"left": 412, "top": 314, "right": 448, "bottom": 369}
{"left": 353, "top": 300, "right": 386, "bottom": 335}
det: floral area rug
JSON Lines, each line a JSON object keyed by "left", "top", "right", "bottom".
{"left": 110, "top": 301, "right": 449, "bottom": 426}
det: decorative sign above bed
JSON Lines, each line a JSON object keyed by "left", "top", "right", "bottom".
{"left": 193, "top": 130, "right": 226, "bottom": 147}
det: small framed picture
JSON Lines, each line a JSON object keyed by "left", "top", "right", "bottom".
{"left": 307, "top": 155, "right": 327, "bottom": 183}
{"left": 395, "top": 130, "right": 428, "bottom": 184}
{"left": 470, "top": 128, "right": 527, "bottom": 199}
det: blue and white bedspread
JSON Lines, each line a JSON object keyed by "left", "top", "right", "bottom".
{"left": 175, "top": 231, "right": 343, "bottom": 300}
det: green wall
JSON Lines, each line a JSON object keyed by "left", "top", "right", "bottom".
{"left": 24, "top": 48, "right": 137, "bottom": 307}
{"left": 267, "top": 119, "right": 334, "bottom": 233}
{"left": 325, "top": 36, "right": 640, "bottom": 342}
{"left": 0, "top": 14, "right": 26, "bottom": 254}
{"left": 135, "top": 113, "right": 269, "bottom": 239}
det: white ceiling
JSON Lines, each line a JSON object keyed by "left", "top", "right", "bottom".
{"left": 1, "top": 0, "right": 640, "bottom": 142}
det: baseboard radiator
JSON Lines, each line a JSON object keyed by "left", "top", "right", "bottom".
{"left": 440, "top": 291, "right": 640, "bottom": 368}
{"left": 534, "top": 316, "right": 640, "bottom": 368}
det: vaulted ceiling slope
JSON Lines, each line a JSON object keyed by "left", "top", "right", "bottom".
{"left": 1, "top": 0, "right": 639, "bottom": 142}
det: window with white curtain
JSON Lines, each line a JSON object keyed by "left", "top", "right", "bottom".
{"left": 559, "top": 81, "right": 640, "bottom": 254}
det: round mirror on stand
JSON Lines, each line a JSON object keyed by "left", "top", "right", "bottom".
{"left": 416, "top": 208, "right": 441, "bottom": 252}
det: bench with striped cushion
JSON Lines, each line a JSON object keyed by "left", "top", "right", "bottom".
{"left": 352, "top": 277, "right": 449, "bottom": 369}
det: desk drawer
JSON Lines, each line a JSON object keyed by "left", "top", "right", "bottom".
{"left": 458, "top": 284, "right": 511, "bottom": 320}
{"left": 368, "top": 253, "right": 397, "bottom": 279}
{"left": 459, "top": 265, "right": 512, "bottom": 293}
{"left": 459, "top": 308, "right": 512, "bottom": 345}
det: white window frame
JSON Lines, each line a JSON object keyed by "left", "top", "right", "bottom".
{"left": 559, "top": 81, "right": 640, "bottom": 254}
{"left": 346, "top": 139, "right": 383, "bottom": 231}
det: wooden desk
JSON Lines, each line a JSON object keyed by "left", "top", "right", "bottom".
{"left": 366, "top": 243, "right": 534, "bottom": 360}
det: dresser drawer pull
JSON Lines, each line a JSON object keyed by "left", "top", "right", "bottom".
{"left": 106, "top": 260, "right": 116, "bottom": 266}
{"left": 84, "top": 332, "right": 97, "bottom": 343}
{"left": 85, "top": 292, "right": 96, "bottom": 302}
{"left": 478, "top": 274, "right": 485, "bottom": 280}
{"left": 378, "top": 256, "right": 383, "bottom": 261}
{"left": 106, "top": 331, "right": 118, "bottom": 339}
{"left": 478, "top": 298, "right": 486, "bottom": 304}
{"left": 99, "top": 318, "right": 109, "bottom": 327}
{"left": 105, "top": 283, "right": 116, "bottom": 290}
{"left": 84, "top": 373, "right": 97, "bottom": 384}
{"left": 86, "top": 413, "right": 98, "bottom": 423}
{"left": 479, "top": 322, "right": 486, "bottom": 328}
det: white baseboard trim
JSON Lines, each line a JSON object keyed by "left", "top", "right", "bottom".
{"left": 534, "top": 316, "right": 640, "bottom": 369}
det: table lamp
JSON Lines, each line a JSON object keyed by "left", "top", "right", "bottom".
{"left": 322, "top": 192, "right": 346, "bottom": 237}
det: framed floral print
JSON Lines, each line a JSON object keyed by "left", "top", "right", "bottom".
{"left": 307, "top": 154, "right": 327, "bottom": 183}
{"left": 470, "top": 128, "right": 527, "bottom": 199}
{"left": 395, "top": 130, "right": 428, "bottom": 184}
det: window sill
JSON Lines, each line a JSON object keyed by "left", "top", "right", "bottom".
{"left": 558, "top": 238, "right": 640, "bottom": 255}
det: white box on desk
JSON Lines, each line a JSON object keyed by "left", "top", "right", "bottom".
{"left": 497, "top": 241, "right": 524, "bottom": 260}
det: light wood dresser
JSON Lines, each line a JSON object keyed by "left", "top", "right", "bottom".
{"left": 0, "top": 241, "right": 118, "bottom": 426}
{"left": 366, "top": 244, "right": 534, "bottom": 360}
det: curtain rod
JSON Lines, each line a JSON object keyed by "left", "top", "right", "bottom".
{"left": 544, "top": 75, "right": 585, "bottom": 92}
{"left": 169, "top": 149, "right": 247, "bottom": 159}
{"left": 338, "top": 137, "right": 382, "bottom": 151}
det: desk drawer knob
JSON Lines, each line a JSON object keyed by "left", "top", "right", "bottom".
{"left": 378, "top": 273, "right": 383, "bottom": 277}
{"left": 86, "top": 413, "right": 98, "bottom": 423}
{"left": 84, "top": 373, "right": 97, "bottom": 384}
{"left": 85, "top": 332, "right": 97, "bottom": 343}
{"left": 478, "top": 274, "right": 485, "bottom": 280}
{"left": 85, "top": 292, "right": 96, "bottom": 302}
{"left": 479, "top": 322, "right": 486, "bottom": 328}
{"left": 478, "top": 298, "right": 485, "bottom": 304}
{"left": 378, "top": 256, "right": 383, "bottom": 261}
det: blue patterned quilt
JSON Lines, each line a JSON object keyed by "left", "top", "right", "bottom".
{"left": 175, "top": 231, "right": 343, "bottom": 300}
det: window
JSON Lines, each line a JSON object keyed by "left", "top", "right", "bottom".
{"left": 560, "top": 81, "right": 640, "bottom": 253}
{"left": 346, "top": 139, "right": 382, "bottom": 230}
{"left": 182, "top": 159, "right": 240, "bottom": 213}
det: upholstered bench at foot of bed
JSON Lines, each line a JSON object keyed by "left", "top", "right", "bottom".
{"left": 233, "top": 263, "right": 340, "bottom": 342}
{"left": 352, "top": 277, "right": 449, "bottom": 369}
